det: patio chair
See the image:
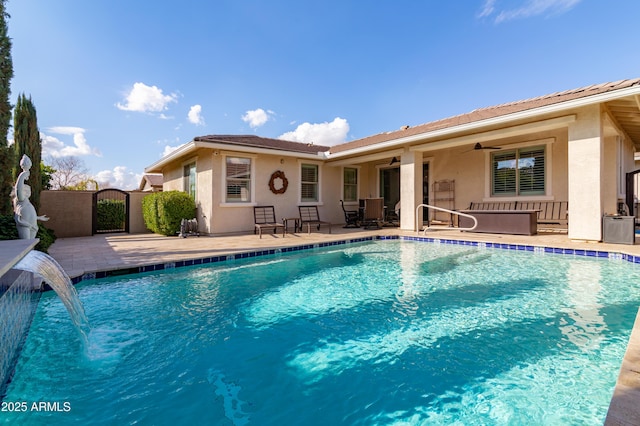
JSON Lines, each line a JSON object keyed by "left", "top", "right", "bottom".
{"left": 340, "top": 200, "right": 361, "bottom": 228}
{"left": 254, "top": 206, "right": 285, "bottom": 238}
{"left": 298, "top": 206, "right": 332, "bottom": 234}
{"left": 362, "top": 198, "right": 385, "bottom": 229}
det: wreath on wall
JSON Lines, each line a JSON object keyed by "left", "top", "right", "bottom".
{"left": 268, "top": 170, "right": 288, "bottom": 194}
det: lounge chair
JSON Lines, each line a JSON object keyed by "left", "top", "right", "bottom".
{"left": 254, "top": 206, "right": 285, "bottom": 238}
{"left": 362, "top": 198, "right": 385, "bottom": 229}
{"left": 298, "top": 206, "right": 332, "bottom": 234}
{"left": 340, "top": 200, "right": 361, "bottom": 228}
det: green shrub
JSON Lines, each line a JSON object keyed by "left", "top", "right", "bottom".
{"left": 0, "top": 214, "right": 18, "bottom": 240}
{"left": 142, "top": 191, "right": 196, "bottom": 236}
{"left": 96, "top": 199, "right": 125, "bottom": 231}
{"left": 0, "top": 214, "right": 56, "bottom": 253}
{"left": 35, "top": 223, "right": 56, "bottom": 253}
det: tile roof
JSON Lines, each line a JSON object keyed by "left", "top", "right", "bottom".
{"left": 144, "top": 173, "right": 163, "bottom": 186}
{"left": 194, "top": 135, "right": 331, "bottom": 155}
{"left": 329, "top": 78, "right": 640, "bottom": 154}
{"left": 138, "top": 173, "right": 163, "bottom": 190}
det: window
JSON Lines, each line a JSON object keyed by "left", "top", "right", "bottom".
{"left": 492, "top": 146, "right": 545, "bottom": 196}
{"left": 225, "top": 156, "right": 252, "bottom": 202}
{"left": 301, "top": 163, "right": 319, "bottom": 202}
{"left": 343, "top": 167, "right": 358, "bottom": 202}
{"left": 183, "top": 162, "right": 196, "bottom": 199}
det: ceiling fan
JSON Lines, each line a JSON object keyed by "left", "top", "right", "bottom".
{"left": 473, "top": 143, "right": 501, "bottom": 150}
{"left": 463, "top": 142, "right": 502, "bottom": 153}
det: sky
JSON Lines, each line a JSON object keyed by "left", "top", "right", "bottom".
{"left": 6, "top": 0, "right": 640, "bottom": 189}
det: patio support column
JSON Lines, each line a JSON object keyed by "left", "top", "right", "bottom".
{"left": 399, "top": 150, "right": 422, "bottom": 231}
{"left": 567, "top": 105, "right": 604, "bottom": 241}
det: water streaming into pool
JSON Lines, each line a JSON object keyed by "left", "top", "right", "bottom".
{"left": 2, "top": 240, "right": 639, "bottom": 425}
{"left": 12, "top": 250, "right": 91, "bottom": 343}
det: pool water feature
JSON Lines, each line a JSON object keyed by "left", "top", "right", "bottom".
{"left": 12, "top": 250, "right": 90, "bottom": 343}
{"left": 2, "top": 240, "right": 639, "bottom": 425}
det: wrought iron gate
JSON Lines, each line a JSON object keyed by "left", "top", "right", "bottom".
{"left": 92, "top": 189, "right": 130, "bottom": 234}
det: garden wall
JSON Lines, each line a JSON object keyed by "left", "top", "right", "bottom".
{"left": 40, "top": 190, "right": 151, "bottom": 238}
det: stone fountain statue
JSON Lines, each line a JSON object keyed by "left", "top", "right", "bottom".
{"left": 13, "top": 154, "right": 48, "bottom": 239}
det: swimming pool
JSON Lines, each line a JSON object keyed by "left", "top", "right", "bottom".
{"left": 2, "top": 239, "right": 639, "bottom": 425}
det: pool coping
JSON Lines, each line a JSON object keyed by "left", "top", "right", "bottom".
{"left": 68, "top": 234, "right": 640, "bottom": 285}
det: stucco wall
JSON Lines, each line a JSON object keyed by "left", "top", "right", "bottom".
{"left": 209, "top": 151, "right": 345, "bottom": 234}
{"left": 160, "top": 149, "right": 349, "bottom": 235}
{"left": 40, "top": 190, "right": 150, "bottom": 238}
{"left": 40, "top": 190, "right": 93, "bottom": 238}
{"left": 428, "top": 128, "right": 570, "bottom": 211}
{"left": 128, "top": 191, "right": 151, "bottom": 234}
{"left": 568, "top": 105, "right": 605, "bottom": 241}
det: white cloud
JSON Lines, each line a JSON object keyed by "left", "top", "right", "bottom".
{"left": 242, "top": 108, "right": 273, "bottom": 128}
{"left": 278, "top": 117, "right": 349, "bottom": 147}
{"left": 478, "top": 0, "right": 496, "bottom": 18}
{"left": 479, "top": 0, "right": 582, "bottom": 23}
{"left": 95, "top": 166, "right": 143, "bottom": 190}
{"left": 188, "top": 104, "right": 205, "bottom": 126}
{"left": 116, "top": 82, "right": 177, "bottom": 113}
{"left": 42, "top": 127, "right": 102, "bottom": 158}
{"left": 162, "top": 143, "right": 185, "bottom": 157}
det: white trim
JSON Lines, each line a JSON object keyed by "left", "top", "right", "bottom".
{"left": 219, "top": 202, "right": 258, "bottom": 208}
{"left": 298, "top": 160, "right": 323, "bottom": 204}
{"left": 409, "top": 116, "right": 572, "bottom": 153}
{"left": 146, "top": 140, "right": 325, "bottom": 173}
{"left": 483, "top": 138, "right": 554, "bottom": 200}
{"left": 326, "top": 149, "right": 405, "bottom": 166}
{"left": 221, "top": 153, "right": 256, "bottom": 205}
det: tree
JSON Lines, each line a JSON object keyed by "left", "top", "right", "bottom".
{"left": 0, "top": 1, "right": 13, "bottom": 215}
{"left": 48, "top": 156, "right": 95, "bottom": 190}
{"left": 13, "top": 94, "right": 42, "bottom": 210}
{"left": 40, "top": 163, "right": 55, "bottom": 190}
{"left": 66, "top": 178, "right": 98, "bottom": 191}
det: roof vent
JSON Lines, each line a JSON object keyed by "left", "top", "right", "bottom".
{"left": 400, "top": 125, "right": 410, "bottom": 130}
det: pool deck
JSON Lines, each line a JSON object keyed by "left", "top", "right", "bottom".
{"left": 46, "top": 227, "right": 640, "bottom": 425}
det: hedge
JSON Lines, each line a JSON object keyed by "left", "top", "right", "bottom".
{"left": 142, "top": 191, "right": 196, "bottom": 236}
{"left": 96, "top": 199, "right": 125, "bottom": 231}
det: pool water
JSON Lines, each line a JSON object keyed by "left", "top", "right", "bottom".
{"left": 3, "top": 240, "right": 640, "bottom": 425}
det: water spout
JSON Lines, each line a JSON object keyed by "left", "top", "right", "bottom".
{"left": 13, "top": 250, "right": 90, "bottom": 342}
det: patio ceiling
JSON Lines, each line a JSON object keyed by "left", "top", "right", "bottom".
{"left": 604, "top": 95, "right": 640, "bottom": 148}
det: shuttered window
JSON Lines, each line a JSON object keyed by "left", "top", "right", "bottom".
{"left": 301, "top": 164, "right": 318, "bottom": 202}
{"left": 491, "top": 146, "right": 545, "bottom": 196}
{"left": 343, "top": 167, "right": 358, "bottom": 202}
{"left": 518, "top": 147, "right": 545, "bottom": 195}
{"left": 226, "top": 157, "right": 251, "bottom": 202}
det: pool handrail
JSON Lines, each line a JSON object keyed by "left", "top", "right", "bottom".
{"left": 415, "top": 203, "right": 478, "bottom": 234}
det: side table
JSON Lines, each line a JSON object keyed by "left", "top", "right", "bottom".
{"left": 283, "top": 217, "right": 300, "bottom": 234}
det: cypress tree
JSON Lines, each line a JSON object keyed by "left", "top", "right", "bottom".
{"left": 0, "top": 0, "right": 13, "bottom": 215}
{"left": 13, "top": 93, "right": 42, "bottom": 210}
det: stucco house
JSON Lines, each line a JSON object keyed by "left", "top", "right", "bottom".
{"left": 138, "top": 173, "right": 164, "bottom": 192}
{"left": 145, "top": 78, "right": 640, "bottom": 242}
